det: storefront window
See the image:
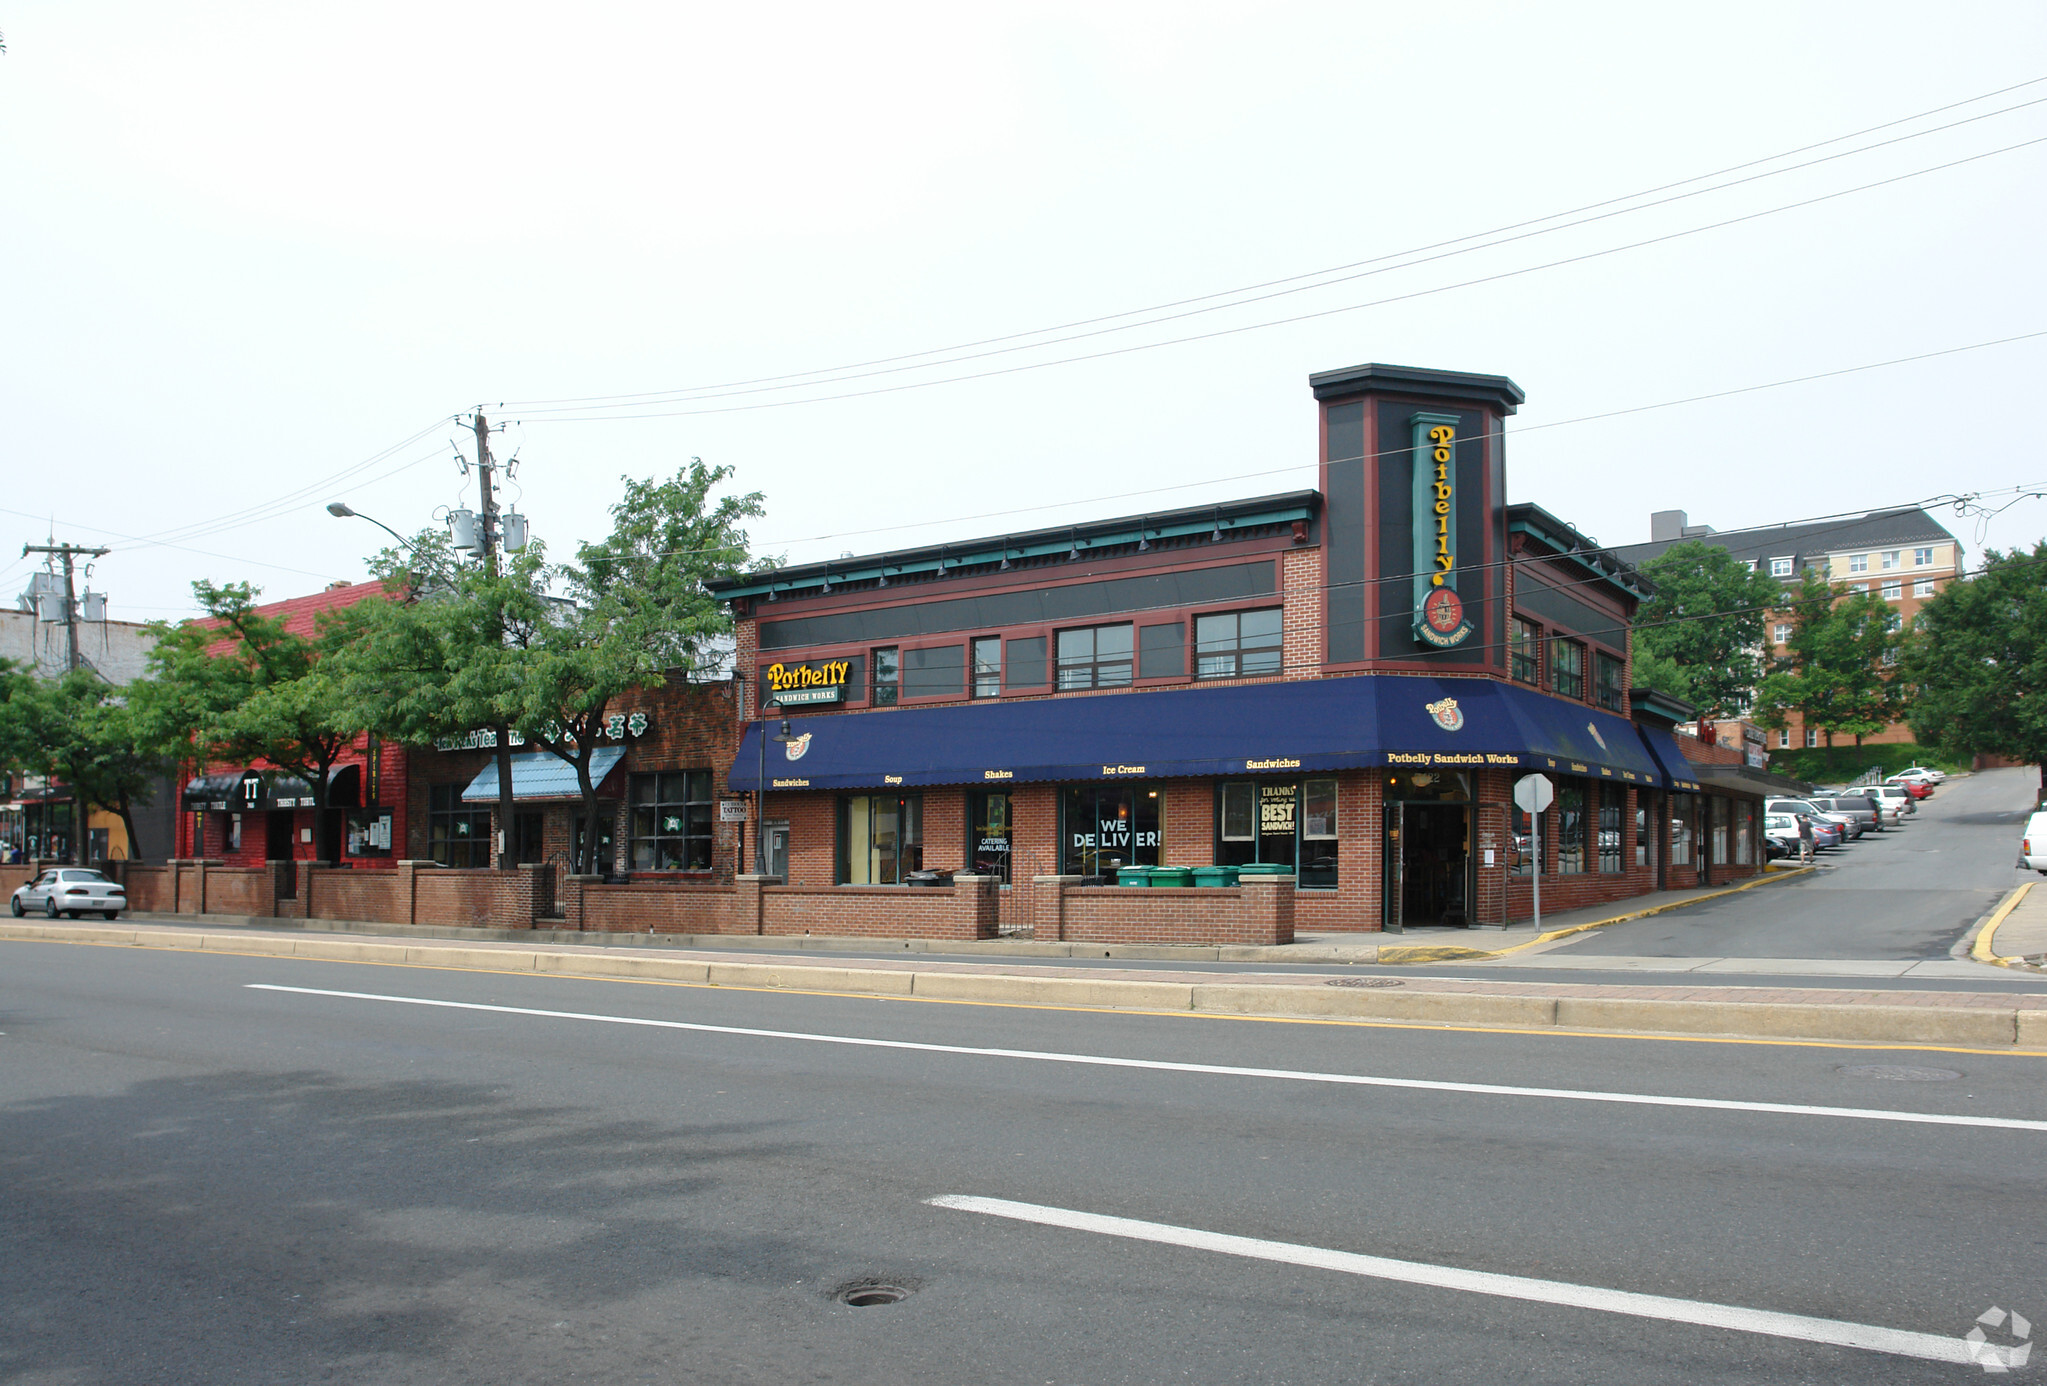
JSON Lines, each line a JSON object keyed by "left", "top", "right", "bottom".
{"left": 1056, "top": 624, "right": 1134, "bottom": 690}
{"left": 1511, "top": 803, "right": 1534, "bottom": 875}
{"left": 841, "top": 793, "right": 922, "bottom": 884}
{"left": 1552, "top": 640, "right": 1585, "bottom": 700}
{"left": 1634, "top": 797, "right": 1651, "bottom": 869}
{"left": 428, "top": 783, "right": 492, "bottom": 868}
{"left": 1194, "top": 609, "right": 1282, "bottom": 679}
{"left": 1595, "top": 653, "right": 1624, "bottom": 712}
{"left": 1670, "top": 797, "right": 1696, "bottom": 866}
{"left": 573, "top": 808, "right": 617, "bottom": 876}
{"left": 630, "top": 771, "right": 714, "bottom": 871}
{"left": 1060, "top": 784, "right": 1162, "bottom": 876}
{"left": 1734, "top": 800, "right": 1755, "bottom": 865}
{"left": 513, "top": 811, "right": 545, "bottom": 866}
{"left": 1554, "top": 780, "right": 1586, "bottom": 874}
{"left": 969, "top": 791, "right": 1011, "bottom": 883}
{"left": 1299, "top": 777, "right": 1338, "bottom": 890}
{"left": 1510, "top": 618, "right": 1542, "bottom": 684}
{"left": 1216, "top": 780, "right": 1298, "bottom": 870}
{"left": 1711, "top": 795, "right": 1731, "bottom": 865}
{"left": 1598, "top": 783, "right": 1623, "bottom": 873}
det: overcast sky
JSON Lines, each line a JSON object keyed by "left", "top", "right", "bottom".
{"left": 4, "top": 3, "right": 2044, "bottom": 621}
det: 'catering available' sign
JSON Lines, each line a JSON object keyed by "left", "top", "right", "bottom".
{"left": 764, "top": 659, "right": 851, "bottom": 706}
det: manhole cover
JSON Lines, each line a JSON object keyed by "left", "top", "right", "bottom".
{"left": 836, "top": 1282, "right": 911, "bottom": 1307}
{"left": 1837, "top": 1064, "right": 1960, "bottom": 1082}
{"left": 1325, "top": 976, "right": 1405, "bottom": 988}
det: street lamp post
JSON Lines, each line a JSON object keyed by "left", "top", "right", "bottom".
{"left": 326, "top": 502, "right": 415, "bottom": 552}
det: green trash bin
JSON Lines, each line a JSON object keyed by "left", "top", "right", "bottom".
{"left": 1190, "top": 866, "right": 1238, "bottom": 887}
{"left": 1115, "top": 866, "right": 1153, "bottom": 887}
{"left": 1237, "top": 863, "right": 1292, "bottom": 877}
{"left": 1148, "top": 866, "right": 1193, "bottom": 888}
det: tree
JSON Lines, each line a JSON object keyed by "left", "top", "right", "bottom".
{"left": 1632, "top": 542, "right": 1783, "bottom": 716}
{"left": 1754, "top": 571, "right": 1900, "bottom": 748}
{"left": 15, "top": 672, "right": 175, "bottom": 863}
{"left": 131, "top": 581, "right": 363, "bottom": 859}
{"left": 338, "top": 460, "right": 767, "bottom": 876}
{"left": 1902, "top": 541, "right": 2047, "bottom": 798}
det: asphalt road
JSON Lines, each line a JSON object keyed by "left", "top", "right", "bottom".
{"left": 1551, "top": 766, "right": 2038, "bottom": 961}
{"left": 5, "top": 939, "right": 2044, "bottom": 1384}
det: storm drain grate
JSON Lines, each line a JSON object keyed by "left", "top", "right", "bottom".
{"left": 1836, "top": 1064, "right": 1961, "bottom": 1082}
{"left": 837, "top": 1283, "right": 911, "bottom": 1307}
{"left": 1325, "top": 976, "right": 1405, "bottom": 988}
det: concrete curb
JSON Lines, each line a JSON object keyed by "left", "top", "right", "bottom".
{"left": 1971, "top": 883, "right": 2035, "bottom": 969}
{"left": 7, "top": 918, "right": 2045, "bottom": 1050}
{"left": 1375, "top": 868, "right": 1815, "bottom": 965}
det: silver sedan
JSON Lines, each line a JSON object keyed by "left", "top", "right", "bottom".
{"left": 11, "top": 868, "right": 127, "bottom": 919}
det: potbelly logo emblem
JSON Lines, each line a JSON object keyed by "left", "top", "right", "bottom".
{"left": 783, "top": 732, "right": 813, "bottom": 762}
{"left": 1586, "top": 722, "right": 1608, "bottom": 752}
{"left": 1425, "top": 697, "right": 1465, "bottom": 732}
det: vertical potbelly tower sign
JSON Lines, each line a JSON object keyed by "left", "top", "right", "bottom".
{"left": 1410, "top": 412, "right": 1473, "bottom": 648}
{"left": 1309, "top": 362, "right": 1525, "bottom": 668}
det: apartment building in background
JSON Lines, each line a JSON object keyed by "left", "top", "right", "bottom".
{"left": 1613, "top": 507, "right": 1964, "bottom": 750}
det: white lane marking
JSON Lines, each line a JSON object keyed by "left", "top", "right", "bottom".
{"left": 927, "top": 1195, "right": 1976, "bottom": 1366}
{"left": 244, "top": 983, "right": 2047, "bottom": 1133}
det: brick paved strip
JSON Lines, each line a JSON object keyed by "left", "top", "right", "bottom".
{"left": 6, "top": 920, "right": 2046, "bottom": 1048}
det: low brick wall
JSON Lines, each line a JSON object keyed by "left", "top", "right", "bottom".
{"left": 306, "top": 867, "right": 404, "bottom": 924}
{"left": 758, "top": 876, "right": 998, "bottom": 940}
{"left": 415, "top": 867, "right": 547, "bottom": 930}
{"left": 123, "top": 864, "right": 174, "bottom": 912}
{"left": 571, "top": 883, "right": 734, "bottom": 934}
{"left": 1038, "top": 876, "right": 1295, "bottom": 946}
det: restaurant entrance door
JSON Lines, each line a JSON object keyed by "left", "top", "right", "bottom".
{"left": 1399, "top": 804, "right": 1470, "bottom": 927}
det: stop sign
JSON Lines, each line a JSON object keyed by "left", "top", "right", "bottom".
{"left": 1514, "top": 773, "right": 1555, "bottom": 814}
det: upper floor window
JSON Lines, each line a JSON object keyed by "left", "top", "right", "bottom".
{"left": 1848, "top": 553, "right": 1869, "bottom": 573}
{"left": 1881, "top": 580, "right": 1902, "bottom": 601}
{"left": 1881, "top": 550, "right": 1900, "bottom": 570}
{"left": 1551, "top": 639, "right": 1585, "bottom": 700}
{"left": 1510, "top": 617, "right": 1542, "bottom": 684}
{"left": 1193, "top": 608, "right": 1282, "bottom": 680}
{"left": 1914, "top": 578, "right": 1935, "bottom": 598}
{"left": 1056, "top": 623, "right": 1133, "bottom": 690}
{"left": 1914, "top": 546, "right": 1934, "bottom": 566}
{"left": 1773, "top": 623, "right": 1793, "bottom": 644}
{"left": 1769, "top": 556, "right": 1793, "bottom": 577}
{"left": 871, "top": 647, "right": 899, "bottom": 705}
{"left": 1594, "top": 652, "right": 1624, "bottom": 712}
{"left": 629, "top": 771, "right": 713, "bottom": 871}
{"left": 972, "top": 637, "right": 1002, "bottom": 698}
{"left": 1851, "top": 583, "right": 1869, "bottom": 593}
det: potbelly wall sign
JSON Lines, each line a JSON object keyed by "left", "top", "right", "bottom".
{"left": 763, "top": 659, "right": 851, "bottom": 706}
{"left": 1411, "top": 412, "right": 1474, "bottom": 649}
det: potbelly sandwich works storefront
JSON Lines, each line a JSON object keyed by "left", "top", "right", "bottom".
{"left": 713, "top": 362, "right": 1767, "bottom": 936}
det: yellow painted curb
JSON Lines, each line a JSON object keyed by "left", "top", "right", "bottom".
{"left": 1375, "top": 868, "right": 1815, "bottom": 965}
{"left": 1972, "top": 882, "right": 2034, "bottom": 968}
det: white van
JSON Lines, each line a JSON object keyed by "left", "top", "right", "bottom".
{"left": 2023, "top": 809, "right": 2047, "bottom": 875}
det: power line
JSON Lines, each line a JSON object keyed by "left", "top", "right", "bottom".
{"left": 522, "top": 134, "right": 2047, "bottom": 424}
{"left": 494, "top": 76, "right": 2047, "bottom": 412}
{"left": 0, "top": 505, "right": 350, "bottom": 583}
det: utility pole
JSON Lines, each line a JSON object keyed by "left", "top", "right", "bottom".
{"left": 20, "top": 542, "right": 110, "bottom": 675}
{"left": 473, "top": 413, "right": 518, "bottom": 872}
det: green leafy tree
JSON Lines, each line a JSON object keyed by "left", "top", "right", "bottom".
{"left": 1754, "top": 571, "right": 1900, "bottom": 748}
{"left": 1632, "top": 542, "right": 1782, "bottom": 716}
{"left": 1902, "top": 542, "right": 2047, "bottom": 799}
{"left": 338, "top": 460, "right": 767, "bottom": 875}
{"left": 20, "top": 673, "right": 175, "bottom": 863}
{"left": 131, "top": 581, "right": 364, "bottom": 858}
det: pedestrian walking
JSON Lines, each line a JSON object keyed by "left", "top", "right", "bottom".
{"left": 1797, "top": 813, "right": 1814, "bottom": 865}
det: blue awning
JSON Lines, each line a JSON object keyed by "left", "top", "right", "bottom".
{"left": 463, "top": 747, "right": 628, "bottom": 802}
{"left": 730, "top": 675, "right": 1664, "bottom": 792}
{"left": 1634, "top": 723, "right": 1704, "bottom": 793}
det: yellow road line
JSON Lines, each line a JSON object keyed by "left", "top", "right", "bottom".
{"left": 1971, "top": 882, "right": 2035, "bottom": 967}
{"left": 7, "top": 929, "right": 2046, "bottom": 1059}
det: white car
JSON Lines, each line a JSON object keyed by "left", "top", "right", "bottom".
{"left": 2023, "top": 810, "right": 2047, "bottom": 875}
{"left": 1894, "top": 765, "right": 1948, "bottom": 783}
{"left": 11, "top": 867, "right": 126, "bottom": 919}
{"left": 1865, "top": 784, "right": 1916, "bottom": 818}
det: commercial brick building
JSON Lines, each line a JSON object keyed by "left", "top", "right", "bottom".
{"left": 712, "top": 363, "right": 1770, "bottom": 937}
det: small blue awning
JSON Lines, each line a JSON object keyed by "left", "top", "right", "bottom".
{"left": 1634, "top": 724, "right": 1704, "bottom": 794}
{"left": 730, "top": 675, "right": 1663, "bottom": 792}
{"left": 463, "top": 747, "right": 628, "bottom": 802}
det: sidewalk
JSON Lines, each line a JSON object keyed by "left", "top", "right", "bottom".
{"left": 8, "top": 896, "right": 2046, "bottom": 1051}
